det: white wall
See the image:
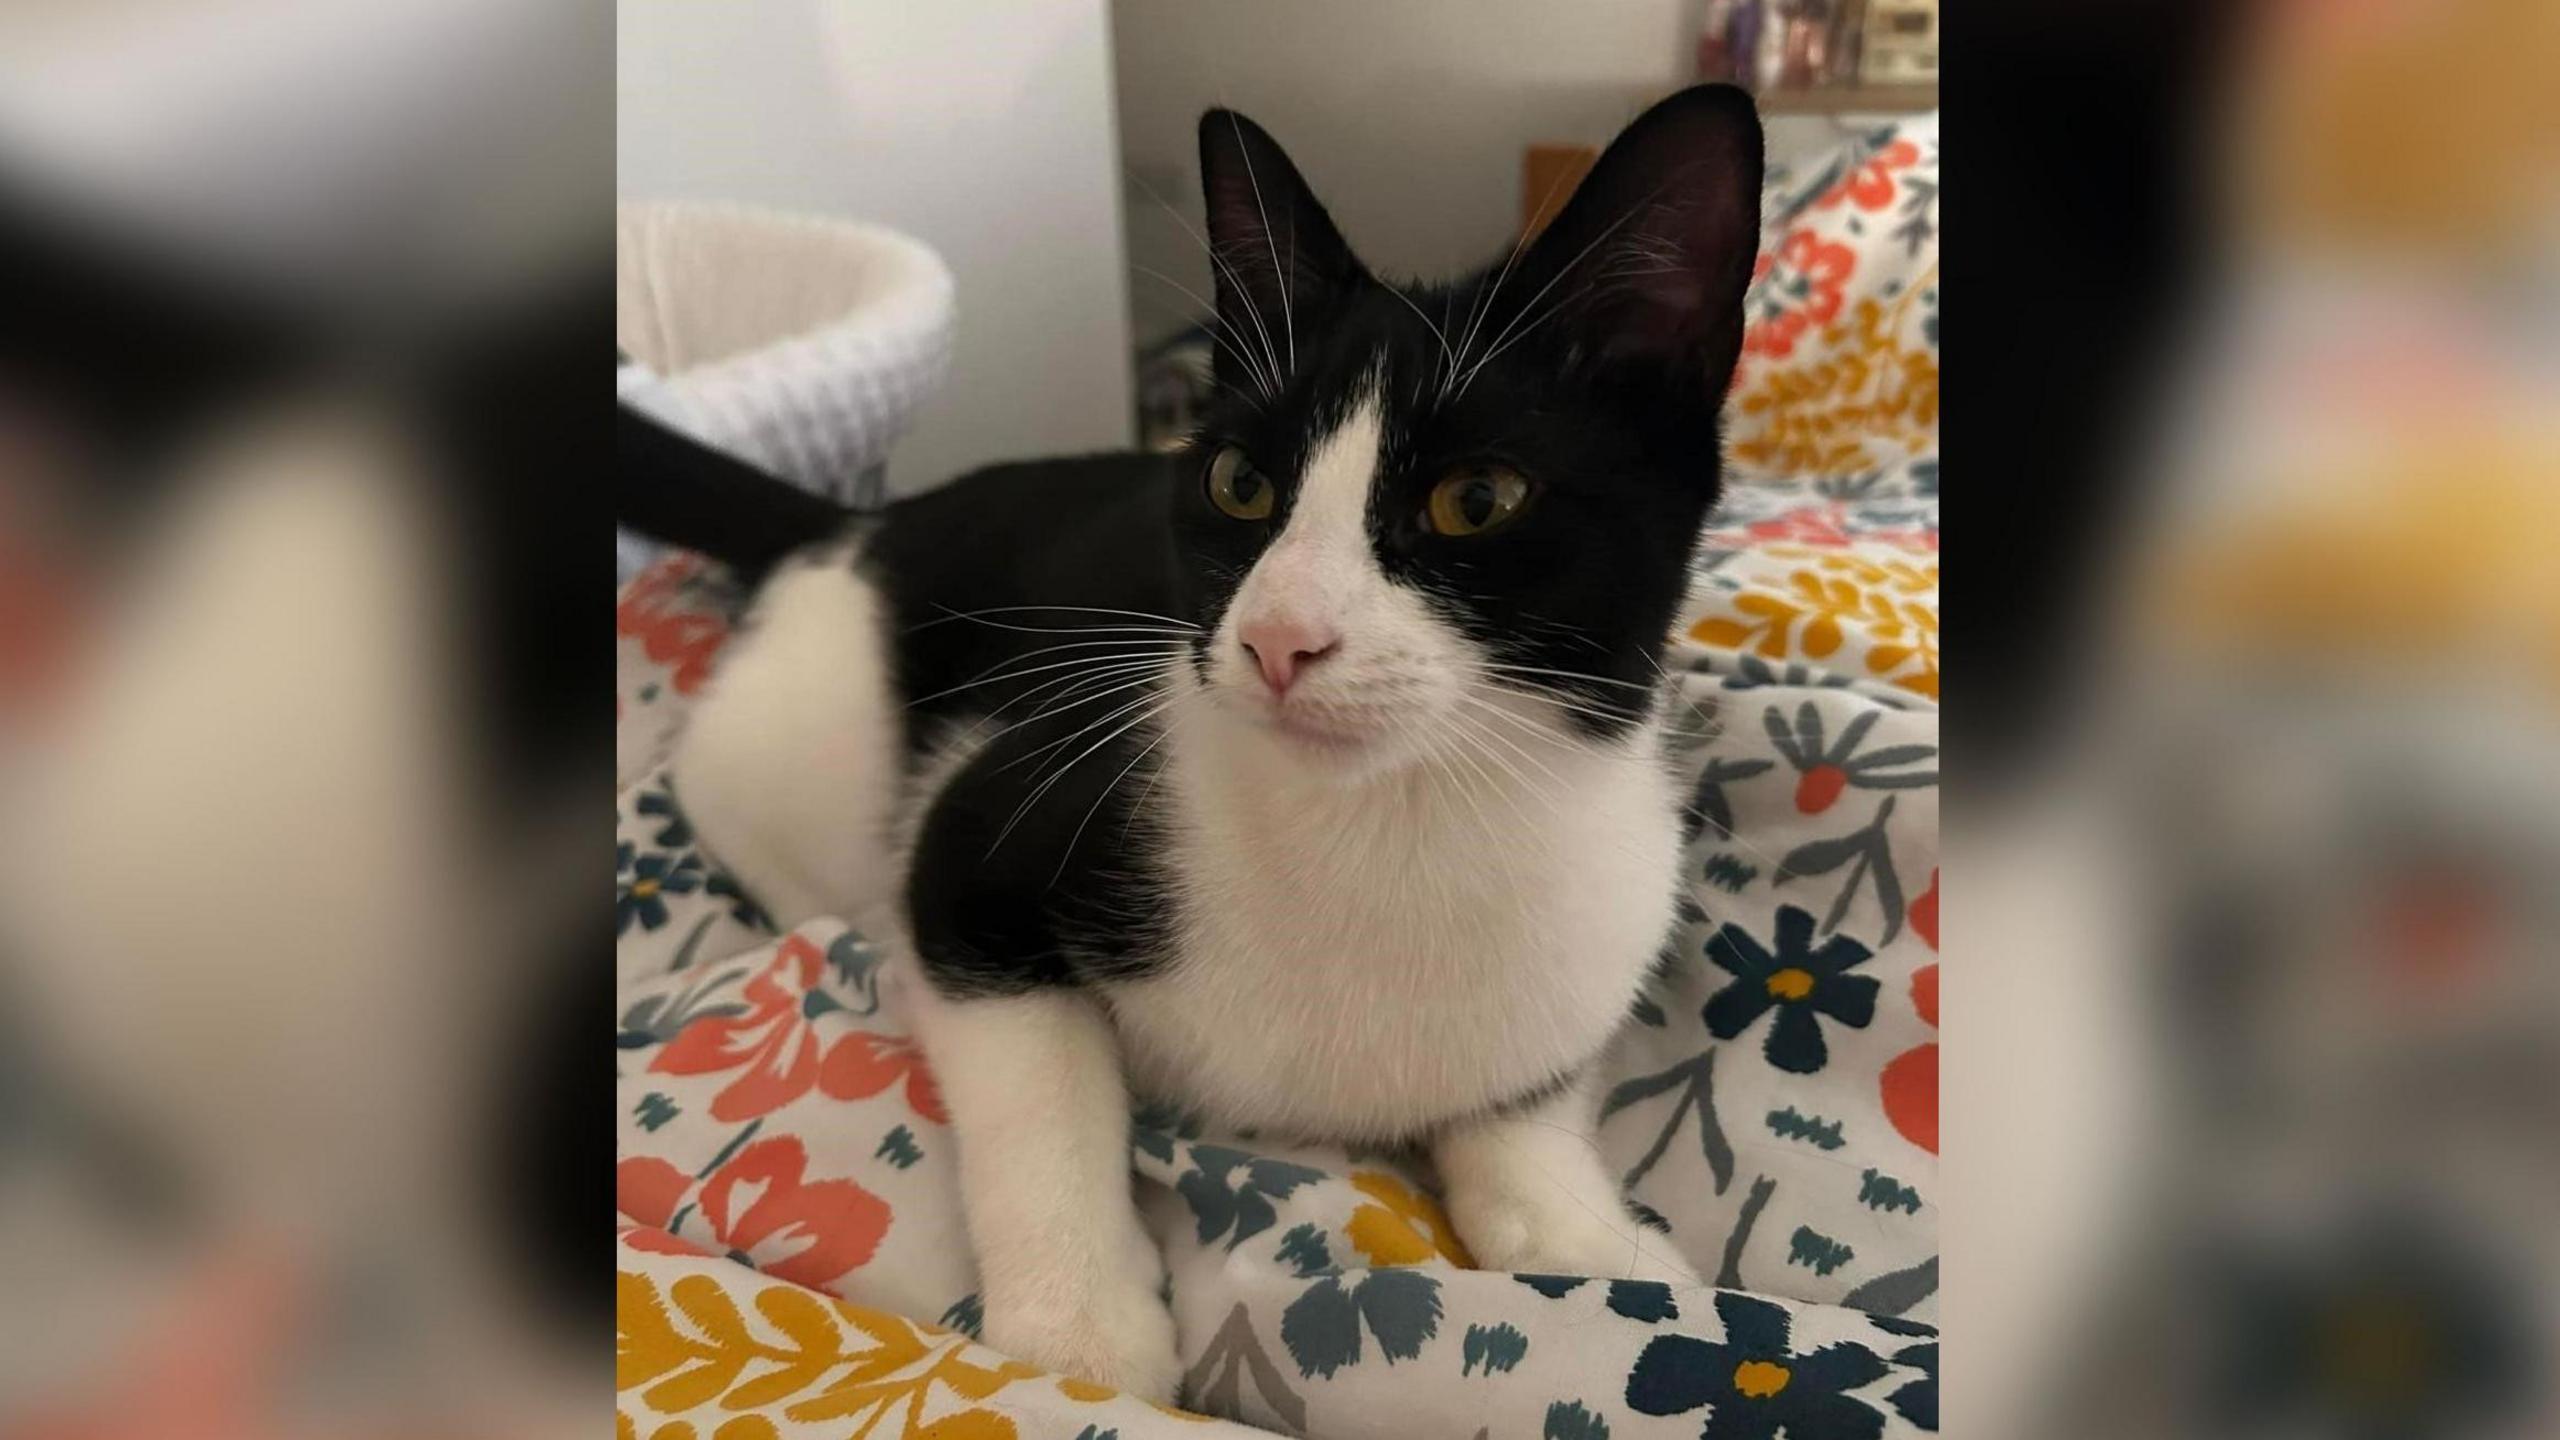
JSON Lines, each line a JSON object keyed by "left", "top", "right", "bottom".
{"left": 1111, "top": 0, "right": 1894, "bottom": 346}
{"left": 619, "top": 0, "right": 1134, "bottom": 490}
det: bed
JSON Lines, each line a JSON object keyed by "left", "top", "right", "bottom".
{"left": 617, "top": 114, "right": 1940, "bottom": 1440}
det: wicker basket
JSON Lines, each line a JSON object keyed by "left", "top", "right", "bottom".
{"left": 616, "top": 200, "right": 954, "bottom": 512}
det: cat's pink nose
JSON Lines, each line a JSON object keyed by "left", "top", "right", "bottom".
{"left": 1238, "top": 618, "right": 1339, "bottom": 696}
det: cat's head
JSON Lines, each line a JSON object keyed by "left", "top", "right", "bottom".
{"left": 1168, "top": 85, "right": 1763, "bottom": 777}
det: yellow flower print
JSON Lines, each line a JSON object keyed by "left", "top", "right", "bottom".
{"left": 1729, "top": 273, "right": 1938, "bottom": 476}
{"left": 1690, "top": 551, "right": 1940, "bottom": 700}
{"left": 907, "top": 1415, "right": 1020, "bottom": 1440}
{"left": 628, "top": 1421, "right": 774, "bottom": 1440}
{"left": 1691, "top": 588, "right": 1822, "bottom": 659}
{"left": 1766, "top": 547, "right": 1935, "bottom": 598}
{"left": 619, "top": 1270, "right": 1086, "bottom": 1439}
{"left": 1345, "top": 1170, "right": 1476, "bottom": 1267}
{"left": 1866, "top": 600, "right": 1940, "bottom": 699}
{"left": 1789, "top": 570, "right": 1881, "bottom": 658}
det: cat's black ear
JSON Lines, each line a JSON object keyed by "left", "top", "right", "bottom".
{"left": 1506, "top": 85, "right": 1763, "bottom": 396}
{"left": 1197, "top": 109, "right": 1363, "bottom": 391}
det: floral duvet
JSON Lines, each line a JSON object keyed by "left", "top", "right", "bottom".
{"left": 617, "top": 116, "right": 1941, "bottom": 1440}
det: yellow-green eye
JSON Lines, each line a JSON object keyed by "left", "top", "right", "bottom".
{"left": 1423, "top": 467, "right": 1532, "bottom": 536}
{"left": 1206, "top": 446, "right": 1274, "bottom": 520}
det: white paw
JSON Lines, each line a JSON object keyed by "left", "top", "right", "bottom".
{"left": 980, "top": 1270, "right": 1182, "bottom": 1404}
{"left": 1447, "top": 1185, "right": 1701, "bottom": 1284}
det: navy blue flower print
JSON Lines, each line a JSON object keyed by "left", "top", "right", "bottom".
{"left": 1626, "top": 1291, "right": 1890, "bottom": 1440}
{"left": 1885, "top": 1340, "right": 1936, "bottom": 1430}
{"left": 1702, "top": 905, "right": 1879, "bottom": 1073}
{"left": 618, "top": 850, "right": 704, "bottom": 935}
{"left": 634, "top": 781, "right": 693, "bottom": 848}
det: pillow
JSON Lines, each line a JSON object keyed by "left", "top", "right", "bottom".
{"left": 1727, "top": 114, "right": 1941, "bottom": 480}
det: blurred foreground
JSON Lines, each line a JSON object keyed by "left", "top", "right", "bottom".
{"left": 1, "top": 1, "right": 600, "bottom": 1435}
{"left": 1954, "top": 1, "right": 2560, "bottom": 1436}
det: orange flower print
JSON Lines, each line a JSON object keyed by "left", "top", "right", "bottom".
{"left": 1881, "top": 960, "right": 1938, "bottom": 1155}
{"left": 651, "top": 935, "right": 838, "bottom": 1121}
{"left": 697, "top": 1136, "right": 892, "bottom": 1288}
{"left": 616, "top": 1223, "right": 711, "bottom": 1260}
{"left": 1814, "top": 138, "right": 1921, "bottom": 212}
{"left": 615, "top": 1157, "right": 714, "bottom": 1258}
{"left": 1744, "top": 230, "right": 1855, "bottom": 361}
{"left": 820, "top": 1032, "right": 950, "bottom": 1124}
{"left": 651, "top": 934, "right": 952, "bottom": 1124}
{"left": 616, "top": 555, "right": 730, "bottom": 696}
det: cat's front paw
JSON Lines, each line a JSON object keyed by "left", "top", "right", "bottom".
{"left": 1447, "top": 1185, "right": 1701, "bottom": 1285}
{"left": 980, "top": 1273, "right": 1182, "bottom": 1403}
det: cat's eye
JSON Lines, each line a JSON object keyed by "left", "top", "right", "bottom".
{"left": 1205, "top": 446, "right": 1274, "bottom": 521}
{"left": 1422, "top": 467, "right": 1532, "bottom": 537}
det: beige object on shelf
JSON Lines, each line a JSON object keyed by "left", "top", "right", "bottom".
{"left": 1861, "top": 0, "right": 1939, "bottom": 86}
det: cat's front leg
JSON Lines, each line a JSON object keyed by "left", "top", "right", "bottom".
{"left": 903, "top": 979, "right": 1180, "bottom": 1401}
{"left": 1433, "top": 1073, "right": 1701, "bottom": 1284}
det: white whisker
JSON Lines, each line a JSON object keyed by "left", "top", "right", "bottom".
{"left": 1126, "top": 166, "right": 1287, "bottom": 393}
{"left": 1133, "top": 264, "right": 1279, "bottom": 399}
{"left": 1054, "top": 692, "right": 1197, "bottom": 884}
{"left": 990, "top": 692, "right": 1182, "bottom": 858}
{"left": 1225, "top": 111, "right": 1296, "bottom": 378}
{"left": 911, "top": 602, "right": 1198, "bottom": 633}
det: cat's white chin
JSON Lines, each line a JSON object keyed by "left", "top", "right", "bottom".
{"left": 1222, "top": 701, "right": 1423, "bottom": 782}
{"left": 1266, "top": 708, "right": 1379, "bottom": 751}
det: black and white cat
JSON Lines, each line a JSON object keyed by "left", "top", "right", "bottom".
{"left": 623, "top": 84, "right": 1762, "bottom": 1397}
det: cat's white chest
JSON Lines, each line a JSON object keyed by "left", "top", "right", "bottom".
{"left": 1103, "top": 726, "right": 1681, "bottom": 1141}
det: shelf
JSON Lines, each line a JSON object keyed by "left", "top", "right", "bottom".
{"left": 1753, "top": 84, "right": 1938, "bottom": 116}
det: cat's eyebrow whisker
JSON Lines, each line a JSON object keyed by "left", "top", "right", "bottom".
{"left": 1448, "top": 154, "right": 1588, "bottom": 394}
{"left": 1378, "top": 283, "right": 1458, "bottom": 389}
{"left": 1126, "top": 167, "right": 1287, "bottom": 393}
{"left": 1452, "top": 284, "right": 1582, "bottom": 393}
{"left": 1133, "top": 265, "right": 1280, "bottom": 400}
{"left": 1204, "top": 235, "right": 1289, "bottom": 400}
{"left": 1225, "top": 110, "right": 1296, "bottom": 378}
{"left": 1439, "top": 288, "right": 1460, "bottom": 387}
{"left": 1452, "top": 196, "right": 1659, "bottom": 399}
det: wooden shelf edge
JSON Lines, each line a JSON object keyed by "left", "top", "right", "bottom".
{"left": 1753, "top": 84, "right": 1938, "bottom": 115}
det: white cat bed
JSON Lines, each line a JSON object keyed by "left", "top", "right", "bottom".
{"left": 616, "top": 200, "right": 954, "bottom": 511}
